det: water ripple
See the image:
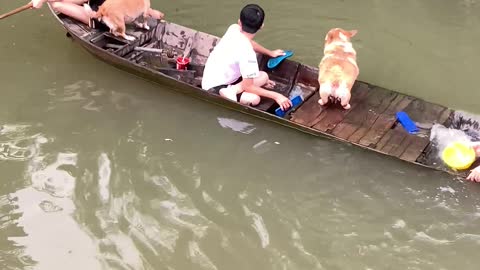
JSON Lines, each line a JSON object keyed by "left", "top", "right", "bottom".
{"left": 242, "top": 205, "right": 270, "bottom": 248}
{"left": 0, "top": 124, "right": 47, "bottom": 162}
{"left": 188, "top": 241, "right": 218, "bottom": 270}
{"left": 9, "top": 149, "right": 102, "bottom": 270}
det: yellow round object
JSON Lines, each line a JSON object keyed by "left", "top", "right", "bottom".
{"left": 441, "top": 142, "right": 476, "bottom": 170}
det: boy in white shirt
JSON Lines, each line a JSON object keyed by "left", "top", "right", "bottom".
{"left": 201, "top": 4, "right": 292, "bottom": 111}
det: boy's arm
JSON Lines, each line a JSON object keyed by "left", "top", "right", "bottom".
{"left": 250, "top": 40, "right": 285, "bottom": 58}
{"left": 241, "top": 79, "right": 292, "bottom": 110}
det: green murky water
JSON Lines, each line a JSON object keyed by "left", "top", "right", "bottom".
{"left": 1, "top": 0, "right": 480, "bottom": 269}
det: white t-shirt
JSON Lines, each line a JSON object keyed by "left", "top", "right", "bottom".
{"left": 201, "top": 24, "right": 260, "bottom": 90}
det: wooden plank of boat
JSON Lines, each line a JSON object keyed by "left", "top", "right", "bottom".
{"left": 358, "top": 95, "right": 415, "bottom": 147}
{"left": 46, "top": 6, "right": 479, "bottom": 179}
{"left": 334, "top": 87, "right": 399, "bottom": 141}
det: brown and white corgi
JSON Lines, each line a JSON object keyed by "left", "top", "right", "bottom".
{"left": 318, "top": 28, "right": 359, "bottom": 109}
{"left": 84, "top": 0, "right": 164, "bottom": 41}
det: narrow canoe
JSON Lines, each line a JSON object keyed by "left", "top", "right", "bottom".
{"left": 47, "top": 6, "right": 480, "bottom": 179}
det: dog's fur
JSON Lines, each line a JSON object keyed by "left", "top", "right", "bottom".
{"left": 84, "top": 0, "right": 164, "bottom": 41}
{"left": 318, "top": 28, "right": 358, "bottom": 109}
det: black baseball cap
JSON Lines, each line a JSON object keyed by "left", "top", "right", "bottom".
{"left": 240, "top": 4, "right": 265, "bottom": 34}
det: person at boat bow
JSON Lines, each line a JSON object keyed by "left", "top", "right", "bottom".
{"left": 466, "top": 142, "right": 480, "bottom": 182}
{"left": 201, "top": 4, "right": 292, "bottom": 111}
{"left": 31, "top": 0, "right": 91, "bottom": 25}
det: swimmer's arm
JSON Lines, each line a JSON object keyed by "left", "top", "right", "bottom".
{"left": 468, "top": 141, "right": 480, "bottom": 157}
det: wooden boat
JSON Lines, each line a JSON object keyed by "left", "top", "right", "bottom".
{"left": 47, "top": 6, "right": 480, "bottom": 179}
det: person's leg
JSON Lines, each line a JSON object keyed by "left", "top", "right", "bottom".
{"left": 239, "top": 92, "right": 261, "bottom": 106}
{"left": 51, "top": 1, "right": 90, "bottom": 25}
{"left": 253, "top": 71, "right": 269, "bottom": 87}
{"left": 219, "top": 86, "right": 238, "bottom": 102}
{"left": 64, "top": 0, "right": 88, "bottom": 4}
{"left": 219, "top": 71, "right": 271, "bottom": 103}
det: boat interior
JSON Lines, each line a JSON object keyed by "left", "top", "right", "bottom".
{"left": 60, "top": 15, "right": 318, "bottom": 116}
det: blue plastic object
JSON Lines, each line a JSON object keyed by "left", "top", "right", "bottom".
{"left": 396, "top": 111, "right": 418, "bottom": 134}
{"left": 267, "top": 50, "right": 294, "bottom": 69}
{"left": 275, "top": 95, "right": 303, "bottom": 117}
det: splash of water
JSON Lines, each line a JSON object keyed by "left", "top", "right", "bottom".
{"left": 450, "top": 110, "right": 480, "bottom": 141}
{"left": 429, "top": 110, "right": 480, "bottom": 160}
{"left": 430, "top": 124, "right": 472, "bottom": 151}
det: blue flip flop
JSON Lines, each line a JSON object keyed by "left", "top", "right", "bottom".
{"left": 275, "top": 95, "right": 303, "bottom": 117}
{"left": 267, "top": 50, "right": 294, "bottom": 69}
{"left": 396, "top": 111, "right": 419, "bottom": 134}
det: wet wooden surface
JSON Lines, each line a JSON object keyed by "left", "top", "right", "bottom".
{"left": 290, "top": 81, "right": 452, "bottom": 166}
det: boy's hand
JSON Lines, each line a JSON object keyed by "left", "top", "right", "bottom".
{"left": 274, "top": 93, "right": 292, "bottom": 111}
{"left": 269, "top": 49, "right": 285, "bottom": 58}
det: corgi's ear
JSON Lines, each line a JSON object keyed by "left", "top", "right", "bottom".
{"left": 348, "top": 30, "right": 358, "bottom": 37}
{"left": 324, "top": 31, "right": 333, "bottom": 44}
